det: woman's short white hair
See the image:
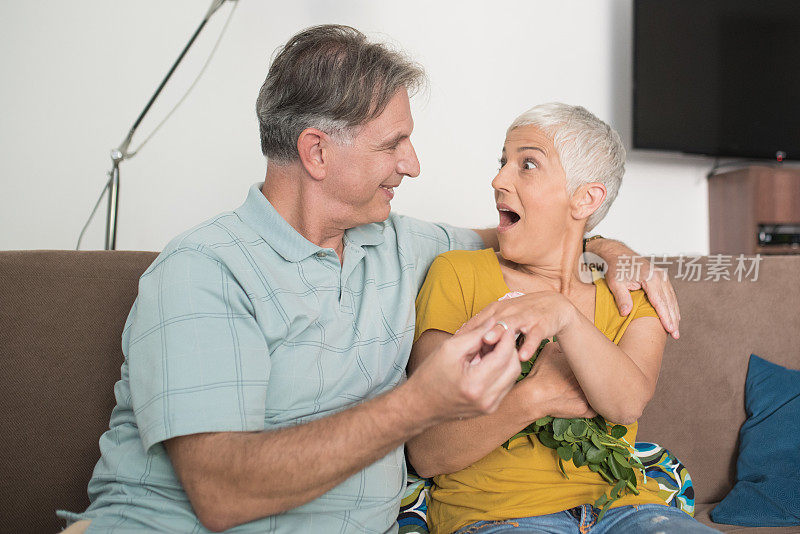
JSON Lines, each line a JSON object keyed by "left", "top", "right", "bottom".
{"left": 507, "top": 102, "right": 625, "bottom": 232}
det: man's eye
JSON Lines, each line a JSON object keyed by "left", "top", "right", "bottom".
{"left": 522, "top": 159, "right": 537, "bottom": 170}
{"left": 498, "top": 158, "right": 506, "bottom": 169}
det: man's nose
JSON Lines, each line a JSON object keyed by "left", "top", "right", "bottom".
{"left": 398, "top": 140, "right": 421, "bottom": 178}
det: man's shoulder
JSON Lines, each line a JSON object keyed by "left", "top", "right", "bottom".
{"left": 170, "top": 211, "right": 245, "bottom": 246}
{"left": 385, "top": 213, "right": 482, "bottom": 250}
{"left": 146, "top": 211, "right": 254, "bottom": 274}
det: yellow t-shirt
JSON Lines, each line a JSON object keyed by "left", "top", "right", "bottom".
{"left": 414, "top": 249, "right": 666, "bottom": 534}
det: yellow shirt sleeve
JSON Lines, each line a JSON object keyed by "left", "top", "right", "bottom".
{"left": 414, "top": 254, "right": 471, "bottom": 342}
{"left": 631, "top": 291, "right": 659, "bottom": 320}
{"left": 593, "top": 279, "right": 661, "bottom": 343}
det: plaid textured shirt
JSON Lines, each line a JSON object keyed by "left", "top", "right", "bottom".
{"left": 58, "top": 183, "right": 483, "bottom": 533}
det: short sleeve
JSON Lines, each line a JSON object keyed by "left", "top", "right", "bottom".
{"left": 126, "top": 246, "right": 271, "bottom": 452}
{"left": 631, "top": 291, "right": 659, "bottom": 320}
{"left": 391, "top": 215, "right": 485, "bottom": 291}
{"left": 414, "top": 254, "right": 471, "bottom": 341}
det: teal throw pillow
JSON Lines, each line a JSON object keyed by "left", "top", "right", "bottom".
{"left": 711, "top": 354, "right": 800, "bottom": 527}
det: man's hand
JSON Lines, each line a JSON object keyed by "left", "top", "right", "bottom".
{"left": 587, "top": 238, "right": 681, "bottom": 339}
{"left": 521, "top": 342, "right": 596, "bottom": 420}
{"left": 407, "top": 321, "right": 521, "bottom": 424}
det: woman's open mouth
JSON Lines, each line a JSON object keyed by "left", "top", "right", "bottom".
{"left": 497, "top": 204, "right": 520, "bottom": 231}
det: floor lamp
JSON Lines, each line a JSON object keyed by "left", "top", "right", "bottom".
{"left": 99, "top": 0, "right": 236, "bottom": 250}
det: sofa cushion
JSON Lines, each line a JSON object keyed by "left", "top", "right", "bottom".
{"left": 710, "top": 355, "right": 800, "bottom": 527}
{"left": 637, "top": 256, "right": 800, "bottom": 504}
{"left": 3, "top": 252, "right": 800, "bottom": 534}
{"left": 695, "top": 503, "right": 800, "bottom": 534}
{"left": 0, "top": 250, "right": 158, "bottom": 534}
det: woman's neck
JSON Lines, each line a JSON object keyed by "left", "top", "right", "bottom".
{"left": 500, "top": 230, "right": 589, "bottom": 297}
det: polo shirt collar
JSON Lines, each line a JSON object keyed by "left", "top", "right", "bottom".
{"left": 345, "top": 222, "right": 385, "bottom": 248}
{"left": 235, "top": 183, "right": 319, "bottom": 262}
{"left": 235, "top": 183, "right": 385, "bottom": 262}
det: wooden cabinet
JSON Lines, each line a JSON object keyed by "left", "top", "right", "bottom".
{"left": 708, "top": 166, "right": 800, "bottom": 254}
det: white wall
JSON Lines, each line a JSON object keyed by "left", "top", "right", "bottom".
{"left": 0, "top": 0, "right": 711, "bottom": 255}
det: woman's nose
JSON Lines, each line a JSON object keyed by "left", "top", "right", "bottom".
{"left": 491, "top": 169, "right": 509, "bottom": 192}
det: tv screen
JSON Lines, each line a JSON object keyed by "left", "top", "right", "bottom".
{"left": 633, "top": 0, "right": 800, "bottom": 160}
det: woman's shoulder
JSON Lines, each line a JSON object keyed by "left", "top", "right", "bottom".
{"left": 422, "top": 249, "right": 507, "bottom": 313}
{"left": 432, "top": 248, "right": 499, "bottom": 273}
{"left": 415, "top": 250, "right": 503, "bottom": 338}
{"left": 593, "top": 277, "right": 657, "bottom": 322}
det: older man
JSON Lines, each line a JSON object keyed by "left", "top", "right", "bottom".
{"left": 59, "top": 25, "right": 679, "bottom": 534}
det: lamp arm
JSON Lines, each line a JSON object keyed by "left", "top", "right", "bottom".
{"left": 104, "top": 0, "right": 233, "bottom": 250}
{"left": 117, "top": 0, "right": 226, "bottom": 159}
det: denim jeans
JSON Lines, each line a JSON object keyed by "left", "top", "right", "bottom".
{"left": 454, "top": 504, "right": 722, "bottom": 534}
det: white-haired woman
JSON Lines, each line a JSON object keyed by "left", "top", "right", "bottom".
{"left": 407, "top": 104, "right": 718, "bottom": 534}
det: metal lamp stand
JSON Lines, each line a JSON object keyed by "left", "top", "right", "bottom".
{"left": 104, "top": 0, "right": 231, "bottom": 250}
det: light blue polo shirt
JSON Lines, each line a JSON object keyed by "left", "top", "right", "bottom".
{"left": 58, "top": 183, "right": 483, "bottom": 533}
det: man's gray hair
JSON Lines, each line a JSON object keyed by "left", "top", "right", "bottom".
{"left": 256, "top": 25, "right": 426, "bottom": 163}
{"left": 507, "top": 103, "right": 626, "bottom": 231}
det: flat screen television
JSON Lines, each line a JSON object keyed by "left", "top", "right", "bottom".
{"left": 633, "top": 0, "right": 800, "bottom": 160}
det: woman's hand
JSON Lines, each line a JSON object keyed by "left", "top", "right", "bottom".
{"left": 474, "top": 291, "right": 578, "bottom": 361}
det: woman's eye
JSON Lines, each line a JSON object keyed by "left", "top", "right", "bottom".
{"left": 498, "top": 158, "right": 506, "bottom": 169}
{"left": 522, "top": 159, "right": 537, "bottom": 170}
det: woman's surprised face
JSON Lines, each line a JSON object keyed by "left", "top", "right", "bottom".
{"left": 492, "top": 125, "right": 570, "bottom": 264}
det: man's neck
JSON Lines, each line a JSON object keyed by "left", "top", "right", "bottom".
{"left": 261, "top": 163, "right": 346, "bottom": 260}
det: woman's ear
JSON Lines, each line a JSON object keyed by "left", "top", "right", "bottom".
{"left": 296, "top": 128, "right": 330, "bottom": 181}
{"left": 570, "top": 182, "right": 607, "bottom": 222}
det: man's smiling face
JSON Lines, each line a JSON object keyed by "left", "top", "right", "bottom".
{"left": 325, "top": 88, "right": 421, "bottom": 228}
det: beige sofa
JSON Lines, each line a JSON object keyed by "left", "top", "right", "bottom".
{"left": 1, "top": 250, "right": 799, "bottom": 533}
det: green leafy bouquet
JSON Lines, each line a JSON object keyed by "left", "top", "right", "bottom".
{"left": 502, "top": 337, "right": 646, "bottom": 519}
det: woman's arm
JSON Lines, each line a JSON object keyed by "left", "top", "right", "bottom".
{"left": 474, "top": 291, "right": 667, "bottom": 425}
{"left": 406, "top": 328, "right": 595, "bottom": 478}
{"left": 555, "top": 305, "right": 667, "bottom": 425}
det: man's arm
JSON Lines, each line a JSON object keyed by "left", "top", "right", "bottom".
{"left": 167, "top": 382, "right": 423, "bottom": 532}
{"left": 165, "top": 323, "right": 521, "bottom": 532}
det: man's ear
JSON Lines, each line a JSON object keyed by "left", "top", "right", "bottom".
{"left": 570, "top": 182, "right": 607, "bottom": 222}
{"left": 296, "top": 128, "right": 330, "bottom": 181}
